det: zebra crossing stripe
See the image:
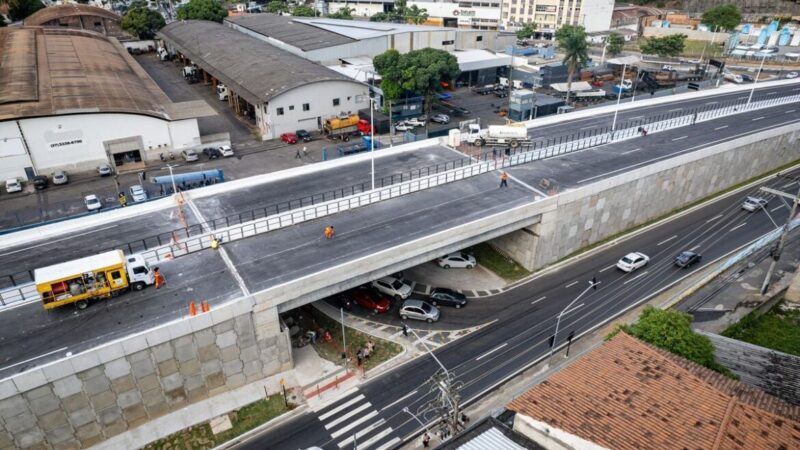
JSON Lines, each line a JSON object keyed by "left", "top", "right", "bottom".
{"left": 318, "top": 394, "right": 365, "bottom": 421}
{"left": 336, "top": 419, "right": 386, "bottom": 448}
{"left": 324, "top": 402, "right": 370, "bottom": 430}
{"left": 330, "top": 410, "right": 379, "bottom": 439}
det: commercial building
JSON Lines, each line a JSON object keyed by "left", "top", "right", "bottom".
{"left": 158, "top": 20, "right": 368, "bottom": 140}
{"left": 409, "top": 0, "right": 503, "bottom": 30}
{"left": 23, "top": 3, "right": 129, "bottom": 39}
{"left": 327, "top": 0, "right": 395, "bottom": 17}
{"left": 501, "top": 0, "right": 615, "bottom": 35}
{"left": 0, "top": 26, "right": 213, "bottom": 181}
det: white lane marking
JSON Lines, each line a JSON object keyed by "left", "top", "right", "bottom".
{"left": 752, "top": 116, "right": 765, "bottom": 121}
{"left": 337, "top": 419, "right": 386, "bottom": 448}
{"left": 580, "top": 125, "right": 596, "bottom": 130}
{"left": 668, "top": 108, "right": 682, "bottom": 112}
{"left": 628, "top": 115, "right": 644, "bottom": 119}
{"left": 705, "top": 102, "right": 718, "bottom": 105}
{"left": 319, "top": 394, "right": 365, "bottom": 421}
{"left": 476, "top": 343, "right": 508, "bottom": 361}
{"left": 599, "top": 264, "right": 617, "bottom": 273}
{"left": 771, "top": 204, "right": 785, "bottom": 212}
{"left": 324, "top": 403, "right": 370, "bottom": 429}
{"left": 562, "top": 303, "right": 585, "bottom": 315}
{"left": 672, "top": 136, "right": 688, "bottom": 141}
{"left": 621, "top": 148, "right": 641, "bottom": 155}
{"left": 729, "top": 222, "right": 747, "bottom": 232}
{"left": 738, "top": 96, "right": 748, "bottom": 99}
{"left": 783, "top": 182, "right": 796, "bottom": 188}
{"left": 374, "top": 436, "right": 402, "bottom": 450}
{"left": 657, "top": 235, "right": 677, "bottom": 246}
{"left": 0, "top": 347, "right": 68, "bottom": 371}
{"left": 380, "top": 390, "right": 417, "bottom": 412}
{"left": 690, "top": 245, "right": 701, "bottom": 251}
{"left": 531, "top": 296, "right": 547, "bottom": 305}
{"left": 330, "top": 411, "right": 379, "bottom": 438}
{"left": 0, "top": 226, "right": 118, "bottom": 257}
{"left": 565, "top": 280, "right": 579, "bottom": 288}
{"left": 623, "top": 271, "right": 649, "bottom": 285}
{"left": 766, "top": 92, "right": 777, "bottom": 95}
{"left": 505, "top": 172, "right": 548, "bottom": 197}
{"left": 706, "top": 214, "right": 723, "bottom": 223}
{"left": 787, "top": 109, "right": 797, "bottom": 113}
{"left": 714, "top": 125, "right": 728, "bottom": 130}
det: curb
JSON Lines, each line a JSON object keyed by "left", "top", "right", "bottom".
{"left": 211, "top": 403, "right": 309, "bottom": 450}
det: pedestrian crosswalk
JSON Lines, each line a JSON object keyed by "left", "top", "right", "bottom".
{"left": 316, "top": 391, "right": 402, "bottom": 450}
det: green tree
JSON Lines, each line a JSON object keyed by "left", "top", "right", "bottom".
{"left": 516, "top": 22, "right": 536, "bottom": 40}
{"left": 370, "top": 0, "right": 427, "bottom": 24}
{"left": 8, "top": 0, "right": 45, "bottom": 21}
{"left": 292, "top": 4, "right": 316, "bottom": 17}
{"left": 121, "top": 6, "right": 165, "bottom": 39}
{"left": 373, "top": 47, "right": 459, "bottom": 119}
{"left": 555, "top": 24, "right": 589, "bottom": 105}
{"left": 701, "top": 4, "right": 742, "bottom": 31}
{"left": 405, "top": 3, "right": 428, "bottom": 24}
{"left": 327, "top": 6, "right": 354, "bottom": 20}
{"left": 605, "top": 32, "right": 624, "bottom": 56}
{"left": 176, "top": 0, "right": 228, "bottom": 23}
{"left": 640, "top": 34, "right": 687, "bottom": 57}
{"left": 370, "top": 12, "right": 390, "bottom": 22}
{"left": 610, "top": 306, "right": 733, "bottom": 376}
{"left": 266, "top": 0, "right": 288, "bottom": 14}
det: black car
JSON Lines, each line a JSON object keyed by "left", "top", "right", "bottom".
{"left": 203, "top": 147, "right": 221, "bottom": 159}
{"left": 674, "top": 251, "right": 701, "bottom": 268}
{"left": 740, "top": 74, "right": 755, "bottom": 83}
{"left": 295, "top": 130, "right": 312, "bottom": 142}
{"left": 32, "top": 175, "right": 48, "bottom": 190}
{"left": 429, "top": 288, "right": 467, "bottom": 308}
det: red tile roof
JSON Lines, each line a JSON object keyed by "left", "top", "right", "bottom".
{"left": 508, "top": 332, "right": 800, "bottom": 450}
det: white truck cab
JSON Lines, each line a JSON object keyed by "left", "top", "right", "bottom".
{"left": 217, "top": 83, "right": 229, "bottom": 101}
{"left": 125, "top": 254, "right": 155, "bottom": 291}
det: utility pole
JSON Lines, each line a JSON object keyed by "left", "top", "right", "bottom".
{"left": 759, "top": 180, "right": 800, "bottom": 294}
{"left": 104, "top": 147, "right": 121, "bottom": 196}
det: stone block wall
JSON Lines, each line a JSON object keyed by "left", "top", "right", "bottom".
{"left": 0, "top": 298, "right": 291, "bottom": 449}
{"left": 493, "top": 124, "right": 800, "bottom": 271}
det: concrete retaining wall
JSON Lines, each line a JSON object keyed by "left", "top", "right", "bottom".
{"left": 493, "top": 122, "right": 800, "bottom": 271}
{"left": 0, "top": 299, "right": 291, "bottom": 449}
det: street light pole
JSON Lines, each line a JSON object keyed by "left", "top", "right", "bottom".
{"left": 760, "top": 182, "right": 800, "bottom": 294}
{"left": 403, "top": 407, "right": 429, "bottom": 432}
{"left": 341, "top": 307, "right": 348, "bottom": 372}
{"left": 407, "top": 326, "right": 449, "bottom": 377}
{"left": 549, "top": 280, "right": 599, "bottom": 358}
{"left": 163, "top": 164, "right": 179, "bottom": 195}
{"left": 611, "top": 63, "right": 627, "bottom": 132}
{"left": 369, "top": 95, "right": 375, "bottom": 190}
{"left": 746, "top": 53, "right": 767, "bottom": 108}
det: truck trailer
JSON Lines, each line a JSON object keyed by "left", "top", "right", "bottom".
{"left": 464, "top": 123, "right": 530, "bottom": 147}
{"left": 35, "top": 250, "right": 154, "bottom": 310}
{"left": 323, "top": 114, "right": 371, "bottom": 141}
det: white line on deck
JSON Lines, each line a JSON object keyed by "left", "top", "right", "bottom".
{"left": 562, "top": 303, "right": 585, "bottom": 315}
{"left": 668, "top": 108, "right": 682, "bottom": 112}
{"left": 599, "top": 264, "right": 617, "bottom": 273}
{"left": 714, "top": 125, "right": 728, "bottom": 130}
{"left": 752, "top": 116, "right": 765, "bottom": 121}
{"left": 705, "top": 102, "right": 718, "bottom": 105}
{"left": 672, "top": 136, "right": 688, "bottom": 141}
{"left": 0, "top": 226, "right": 118, "bottom": 257}
{"left": 729, "top": 222, "right": 748, "bottom": 232}
{"left": 706, "top": 214, "right": 723, "bottom": 223}
{"left": 690, "top": 245, "right": 701, "bottom": 251}
{"left": 1, "top": 347, "right": 68, "bottom": 371}
{"left": 771, "top": 205, "right": 785, "bottom": 212}
{"left": 476, "top": 343, "right": 508, "bottom": 361}
{"left": 381, "top": 391, "right": 418, "bottom": 412}
{"left": 657, "top": 235, "right": 677, "bottom": 246}
{"left": 565, "top": 280, "right": 579, "bottom": 288}
{"left": 531, "top": 296, "right": 547, "bottom": 305}
{"left": 324, "top": 403, "right": 370, "bottom": 430}
{"left": 623, "top": 271, "right": 649, "bottom": 285}
{"left": 783, "top": 182, "right": 796, "bottom": 188}
{"left": 318, "top": 395, "right": 365, "bottom": 420}
{"left": 787, "top": 109, "right": 797, "bottom": 113}
{"left": 330, "top": 411, "right": 379, "bottom": 438}
{"left": 621, "top": 148, "right": 642, "bottom": 155}
{"left": 766, "top": 92, "right": 777, "bottom": 95}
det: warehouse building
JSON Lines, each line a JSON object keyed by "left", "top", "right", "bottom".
{"left": 23, "top": 3, "right": 129, "bottom": 39}
{"left": 0, "top": 27, "right": 213, "bottom": 181}
{"left": 158, "top": 20, "right": 368, "bottom": 140}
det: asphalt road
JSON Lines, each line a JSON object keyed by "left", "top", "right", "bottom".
{"left": 0, "top": 88, "right": 798, "bottom": 376}
{"left": 237, "top": 166, "right": 800, "bottom": 450}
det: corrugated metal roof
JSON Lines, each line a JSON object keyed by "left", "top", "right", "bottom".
{"left": 158, "top": 21, "right": 362, "bottom": 106}
{"left": 226, "top": 14, "right": 355, "bottom": 51}
{"left": 24, "top": 4, "right": 120, "bottom": 26}
{"left": 457, "top": 427, "right": 527, "bottom": 450}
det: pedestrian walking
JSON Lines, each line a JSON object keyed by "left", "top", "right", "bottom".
{"left": 295, "top": 147, "right": 301, "bottom": 159}
{"left": 402, "top": 323, "right": 409, "bottom": 337}
{"left": 324, "top": 225, "right": 335, "bottom": 239}
{"left": 366, "top": 340, "right": 375, "bottom": 354}
{"left": 356, "top": 349, "right": 364, "bottom": 367}
{"left": 363, "top": 345, "right": 371, "bottom": 360}
{"left": 302, "top": 146, "right": 308, "bottom": 157}
{"left": 422, "top": 432, "right": 430, "bottom": 447}
{"left": 499, "top": 171, "right": 508, "bottom": 188}
{"left": 154, "top": 267, "right": 166, "bottom": 290}
{"left": 118, "top": 193, "right": 127, "bottom": 208}
{"left": 641, "top": 128, "right": 648, "bottom": 137}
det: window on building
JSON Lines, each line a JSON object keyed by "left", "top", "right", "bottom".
{"left": 476, "top": 36, "right": 483, "bottom": 42}
{"left": 289, "top": 105, "right": 295, "bottom": 111}
{"left": 303, "top": 103, "right": 310, "bottom": 111}
{"left": 277, "top": 107, "right": 284, "bottom": 115}
{"left": 442, "top": 40, "right": 455, "bottom": 45}
{"left": 333, "top": 98, "right": 340, "bottom": 106}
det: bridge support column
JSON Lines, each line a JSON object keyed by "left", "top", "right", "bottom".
{"left": 490, "top": 221, "right": 545, "bottom": 271}
{"left": 253, "top": 303, "right": 293, "bottom": 374}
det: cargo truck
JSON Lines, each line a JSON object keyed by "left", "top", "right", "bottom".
{"left": 35, "top": 250, "right": 154, "bottom": 310}
{"left": 464, "top": 123, "right": 530, "bottom": 147}
{"left": 323, "top": 114, "right": 371, "bottom": 141}
{"left": 217, "top": 83, "right": 229, "bottom": 101}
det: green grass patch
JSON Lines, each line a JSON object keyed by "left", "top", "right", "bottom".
{"left": 681, "top": 39, "right": 725, "bottom": 58}
{"left": 721, "top": 303, "right": 800, "bottom": 356}
{"left": 143, "top": 394, "right": 292, "bottom": 450}
{"left": 306, "top": 306, "right": 402, "bottom": 371}
{"left": 465, "top": 242, "right": 531, "bottom": 281}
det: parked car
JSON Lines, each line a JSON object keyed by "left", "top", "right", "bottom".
{"left": 436, "top": 252, "right": 477, "bottom": 269}
{"left": 4, "top": 178, "right": 22, "bottom": 193}
{"left": 181, "top": 149, "right": 199, "bottom": 162}
{"left": 431, "top": 114, "right": 450, "bottom": 124}
{"left": 786, "top": 71, "right": 799, "bottom": 79}
{"left": 674, "top": 251, "right": 701, "bottom": 268}
{"left": 32, "top": 175, "right": 48, "bottom": 190}
{"left": 742, "top": 196, "right": 768, "bottom": 212}
{"left": 281, "top": 133, "right": 298, "bottom": 144}
{"left": 740, "top": 74, "right": 755, "bottom": 83}
{"left": 84, "top": 194, "right": 102, "bottom": 211}
{"left": 295, "top": 130, "right": 312, "bottom": 142}
{"left": 203, "top": 147, "right": 221, "bottom": 159}
{"left": 429, "top": 288, "right": 467, "bottom": 309}
{"left": 404, "top": 117, "right": 426, "bottom": 127}
{"left": 616, "top": 252, "right": 649, "bottom": 273}
{"left": 129, "top": 185, "right": 148, "bottom": 202}
{"left": 97, "top": 164, "right": 113, "bottom": 176}
{"left": 371, "top": 276, "right": 412, "bottom": 300}
{"left": 351, "top": 288, "right": 391, "bottom": 314}
{"left": 399, "top": 299, "right": 440, "bottom": 323}
{"left": 52, "top": 171, "right": 68, "bottom": 185}
{"left": 394, "top": 122, "right": 413, "bottom": 132}
{"left": 218, "top": 145, "right": 235, "bottom": 157}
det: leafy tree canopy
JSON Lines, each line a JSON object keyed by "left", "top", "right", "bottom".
{"left": 327, "top": 6, "right": 354, "bottom": 20}
{"left": 292, "top": 4, "right": 316, "bottom": 17}
{"left": 373, "top": 48, "right": 459, "bottom": 102}
{"left": 121, "top": 6, "right": 165, "bottom": 39}
{"left": 266, "top": 0, "right": 288, "bottom": 14}
{"left": 9, "top": 0, "right": 45, "bottom": 21}
{"left": 640, "top": 34, "right": 686, "bottom": 57}
{"left": 176, "top": 0, "right": 228, "bottom": 22}
{"left": 702, "top": 4, "right": 742, "bottom": 31}
{"left": 370, "top": 0, "right": 427, "bottom": 24}
{"left": 605, "top": 32, "right": 625, "bottom": 55}
{"left": 516, "top": 22, "right": 536, "bottom": 40}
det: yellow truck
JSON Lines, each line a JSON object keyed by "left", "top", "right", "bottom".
{"left": 35, "top": 250, "right": 155, "bottom": 310}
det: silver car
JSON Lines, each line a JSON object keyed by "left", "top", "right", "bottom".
{"left": 129, "top": 185, "right": 148, "bottom": 202}
{"left": 399, "top": 299, "right": 440, "bottom": 323}
{"left": 742, "top": 196, "right": 768, "bottom": 212}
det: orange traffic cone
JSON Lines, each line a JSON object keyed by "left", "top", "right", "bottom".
{"left": 201, "top": 301, "right": 209, "bottom": 313}
{"left": 189, "top": 301, "right": 197, "bottom": 316}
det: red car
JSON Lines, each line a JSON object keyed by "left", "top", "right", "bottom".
{"left": 281, "top": 132, "right": 298, "bottom": 144}
{"left": 351, "top": 288, "right": 391, "bottom": 314}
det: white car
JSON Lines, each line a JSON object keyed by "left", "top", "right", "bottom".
{"left": 742, "top": 196, "right": 768, "bottom": 212}
{"left": 182, "top": 149, "right": 199, "bottom": 162}
{"left": 371, "top": 276, "right": 412, "bottom": 300}
{"left": 219, "top": 145, "right": 234, "bottom": 157}
{"left": 52, "top": 171, "right": 68, "bottom": 185}
{"left": 97, "top": 164, "right": 113, "bottom": 176}
{"left": 616, "top": 252, "right": 649, "bottom": 273}
{"left": 84, "top": 194, "right": 102, "bottom": 211}
{"left": 394, "top": 122, "right": 412, "bottom": 132}
{"left": 431, "top": 113, "right": 450, "bottom": 124}
{"left": 4, "top": 178, "right": 22, "bottom": 193}
{"left": 436, "top": 252, "right": 477, "bottom": 269}
{"left": 404, "top": 117, "right": 426, "bottom": 127}
{"left": 786, "top": 72, "right": 799, "bottom": 79}
{"left": 129, "top": 185, "right": 148, "bottom": 202}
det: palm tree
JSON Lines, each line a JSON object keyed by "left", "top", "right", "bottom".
{"left": 555, "top": 25, "right": 589, "bottom": 105}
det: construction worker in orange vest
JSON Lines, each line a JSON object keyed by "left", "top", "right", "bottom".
{"left": 324, "top": 225, "right": 335, "bottom": 239}
{"left": 500, "top": 171, "right": 509, "bottom": 188}
{"left": 154, "top": 267, "right": 166, "bottom": 289}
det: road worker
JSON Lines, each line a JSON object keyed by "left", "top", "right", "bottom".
{"left": 324, "top": 225, "right": 335, "bottom": 239}
{"left": 154, "top": 267, "right": 166, "bottom": 289}
{"left": 500, "top": 171, "right": 509, "bottom": 188}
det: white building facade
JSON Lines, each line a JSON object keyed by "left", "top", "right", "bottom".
{"left": 501, "top": 0, "right": 614, "bottom": 34}
{"left": 408, "top": 0, "right": 503, "bottom": 30}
